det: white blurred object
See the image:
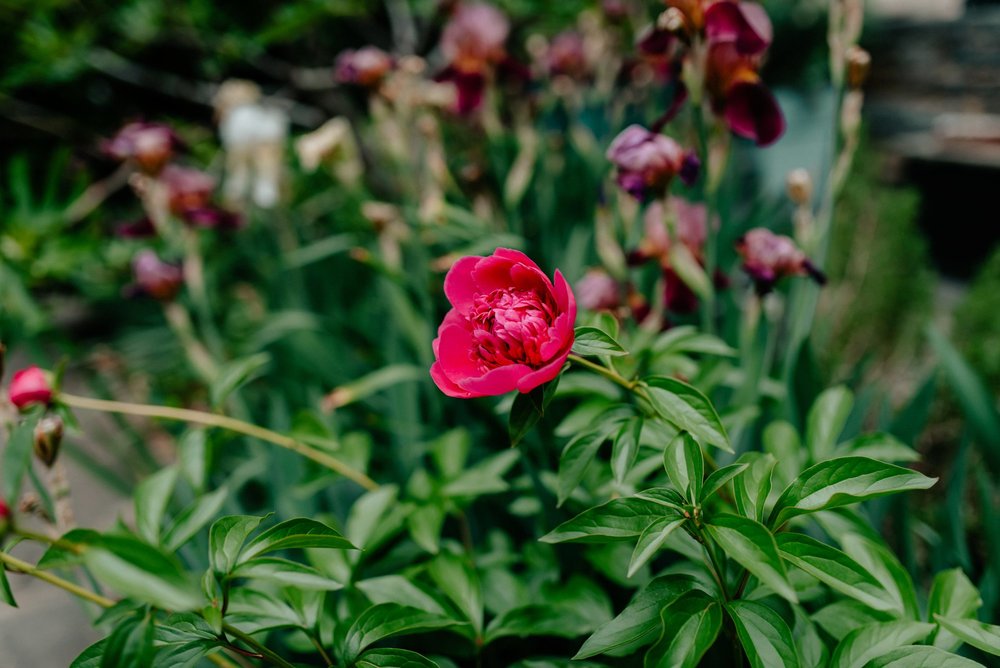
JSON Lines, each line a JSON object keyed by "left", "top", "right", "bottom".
{"left": 214, "top": 80, "right": 289, "bottom": 209}
{"left": 294, "top": 117, "right": 363, "bottom": 185}
{"left": 869, "top": 0, "right": 964, "bottom": 20}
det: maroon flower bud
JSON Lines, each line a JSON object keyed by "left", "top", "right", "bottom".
{"left": 0, "top": 498, "right": 10, "bottom": 538}
{"left": 161, "top": 165, "right": 216, "bottom": 218}
{"left": 440, "top": 3, "right": 510, "bottom": 74}
{"left": 735, "top": 228, "right": 826, "bottom": 294}
{"left": 547, "top": 31, "right": 588, "bottom": 79}
{"left": 335, "top": 47, "right": 394, "bottom": 87}
{"left": 607, "top": 125, "right": 686, "bottom": 200}
{"left": 103, "top": 122, "right": 182, "bottom": 175}
{"left": 33, "top": 414, "right": 64, "bottom": 467}
{"left": 8, "top": 366, "right": 53, "bottom": 410}
{"left": 131, "top": 250, "right": 184, "bottom": 301}
{"left": 576, "top": 269, "right": 622, "bottom": 311}
{"left": 704, "top": 1, "right": 772, "bottom": 56}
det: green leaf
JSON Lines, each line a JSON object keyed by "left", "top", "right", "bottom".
{"left": 407, "top": 504, "right": 445, "bottom": 554}
{"left": 775, "top": 534, "right": 894, "bottom": 612}
{"left": 867, "top": 646, "right": 985, "bottom": 668}
{"left": 0, "top": 558, "right": 17, "bottom": 607}
{"left": 572, "top": 327, "right": 629, "bottom": 357}
{"left": 934, "top": 616, "right": 1000, "bottom": 657}
{"left": 83, "top": 536, "right": 202, "bottom": 611}
{"left": 162, "top": 487, "right": 228, "bottom": 552}
{"left": 642, "top": 377, "right": 732, "bottom": 452}
{"left": 769, "top": 457, "right": 937, "bottom": 528}
{"left": 177, "top": 429, "right": 208, "bottom": 493}
{"left": 812, "top": 600, "right": 892, "bottom": 642}
{"left": 231, "top": 557, "right": 343, "bottom": 590}
{"left": 209, "top": 515, "right": 266, "bottom": 575}
{"left": 356, "top": 649, "right": 440, "bottom": 668}
{"left": 209, "top": 353, "right": 271, "bottom": 407}
{"left": 705, "top": 514, "right": 797, "bottom": 603}
{"left": 611, "top": 417, "right": 643, "bottom": 485}
{"left": 346, "top": 485, "right": 399, "bottom": 551}
{"left": 628, "top": 518, "right": 686, "bottom": 578}
{"left": 342, "top": 603, "right": 466, "bottom": 663}
{"left": 792, "top": 605, "right": 827, "bottom": 668}
{"left": 733, "top": 453, "right": 776, "bottom": 523}
{"left": 326, "top": 364, "right": 424, "bottom": 410}
{"left": 356, "top": 576, "right": 446, "bottom": 615}
{"left": 3, "top": 416, "right": 37, "bottom": 505}
{"left": 805, "top": 386, "right": 853, "bottom": 461}
{"left": 839, "top": 533, "right": 919, "bottom": 620}
{"left": 763, "top": 421, "right": 802, "bottom": 489}
{"left": 240, "top": 518, "right": 354, "bottom": 562}
{"left": 643, "top": 591, "right": 721, "bottom": 668}
{"left": 727, "top": 600, "right": 799, "bottom": 668}
{"left": 663, "top": 431, "right": 703, "bottom": 501}
{"left": 134, "top": 467, "right": 179, "bottom": 545}
{"left": 442, "top": 450, "right": 519, "bottom": 498}
{"left": 484, "top": 601, "right": 601, "bottom": 645}
{"left": 541, "top": 497, "right": 673, "bottom": 544}
{"left": 152, "top": 640, "right": 218, "bottom": 668}
{"left": 509, "top": 378, "right": 560, "bottom": 447}
{"left": 557, "top": 420, "right": 623, "bottom": 505}
{"left": 575, "top": 575, "right": 700, "bottom": 659}
{"left": 701, "top": 463, "right": 749, "bottom": 503}
{"left": 929, "top": 568, "right": 982, "bottom": 651}
{"left": 36, "top": 528, "right": 98, "bottom": 569}
{"left": 669, "top": 242, "right": 713, "bottom": 300}
{"left": 102, "top": 614, "right": 155, "bottom": 668}
{"left": 830, "top": 621, "right": 935, "bottom": 668}
{"left": 835, "top": 432, "right": 920, "bottom": 463}
{"left": 70, "top": 639, "right": 107, "bottom": 668}
{"left": 427, "top": 553, "right": 483, "bottom": 636}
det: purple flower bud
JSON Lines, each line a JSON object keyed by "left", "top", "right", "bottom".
{"left": 131, "top": 250, "right": 184, "bottom": 301}
{"left": 547, "top": 31, "right": 588, "bottom": 78}
{"left": 576, "top": 269, "right": 621, "bottom": 311}
{"left": 335, "top": 47, "right": 394, "bottom": 87}
{"left": 735, "top": 228, "right": 825, "bottom": 294}
{"left": 606, "top": 125, "right": 686, "bottom": 200}
{"left": 679, "top": 151, "right": 701, "bottom": 186}
{"left": 161, "top": 165, "right": 216, "bottom": 217}
{"left": 103, "top": 122, "right": 182, "bottom": 175}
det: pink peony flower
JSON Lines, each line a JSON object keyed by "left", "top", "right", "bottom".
{"left": 131, "top": 250, "right": 184, "bottom": 301}
{"left": 735, "top": 228, "right": 825, "bottom": 293}
{"left": 103, "top": 122, "right": 182, "bottom": 175}
{"left": 607, "top": 125, "right": 689, "bottom": 200}
{"left": 431, "top": 248, "right": 576, "bottom": 398}
{"left": 8, "top": 366, "right": 53, "bottom": 409}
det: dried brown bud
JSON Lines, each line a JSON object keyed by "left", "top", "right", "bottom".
{"left": 34, "top": 414, "right": 64, "bottom": 467}
{"left": 786, "top": 169, "right": 813, "bottom": 206}
{"left": 846, "top": 46, "right": 871, "bottom": 89}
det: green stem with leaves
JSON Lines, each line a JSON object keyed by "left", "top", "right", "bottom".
{"left": 58, "top": 393, "right": 379, "bottom": 491}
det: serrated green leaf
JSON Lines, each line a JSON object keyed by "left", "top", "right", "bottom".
{"left": 830, "top": 620, "right": 935, "bottom": 668}
{"left": 642, "top": 377, "right": 731, "bottom": 452}
{"left": 628, "top": 518, "right": 686, "bottom": 578}
{"left": 643, "top": 591, "right": 721, "bottom": 668}
{"left": 342, "top": 603, "right": 466, "bottom": 663}
{"left": 572, "top": 327, "right": 629, "bottom": 357}
{"left": 775, "top": 534, "right": 893, "bottom": 612}
{"left": 769, "top": 457, "right": 936, "bottom": 528}
{"left": 541, "top": 497, "right": 673, "bottom": 544}
{"left": 240, "top": 518, "right": 354, "bottom": 562}
{"left": 727, "top": 600, "right": 799, "bottom": 668}
{"left": 706, "top": 514, "right": 797, "bottom": 603}
{"left": 575, "top": 574, "right": 700, "bottom": 659}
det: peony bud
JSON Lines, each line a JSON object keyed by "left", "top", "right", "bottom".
{"left": 786, "top": 168, "right": 813, "bottom": 206}
{"left": 0, "top": 498, "right": 10, "bottom": 538}
{"left": 34, "top": 414, "right": 64, "bottom": 467}
{"left": 131, "top": 250, "right": 184, "bottom": 301}
{"left": 8, "top": 366, "right": 53, "bottom": 410}
{"left": 846, "top": 46, "right": 871, "bottom": 89}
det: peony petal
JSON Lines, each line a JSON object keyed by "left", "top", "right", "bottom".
{"left": 515, "top": 348, "right": 572, "bottom": 393}
{"left": 437, "top": 322, "right": 482, "bottom": 379}
{"left": 444, "top": 255, "right": 484, "bottom": 312}
{"left": 724, "top": 80, "right": 786, "bottom": 147}
{"left": 430, "top": 361, "right": 479, "bottom": 398}
{"left": 459, "top": 363, "right": 529, "bottom": 396}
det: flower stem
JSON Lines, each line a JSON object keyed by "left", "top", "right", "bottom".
{"left": 223, "top": 623, "right": 297, "bottom": 668}
{"left": 567, "top": 354, "right": 636, "bottom": 391}
{"left": 0, "top": 548, "right": 114, "bottom": 608}
{"left": 58, "top": 393, "right": 379, "bottom": 491}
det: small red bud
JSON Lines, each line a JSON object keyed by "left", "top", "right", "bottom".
{"left": 8, "top": 366, "right": 54, "bottom": 410}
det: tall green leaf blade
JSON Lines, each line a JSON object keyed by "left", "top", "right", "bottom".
{"left": 727, "top": 600, "right": 799, "bottom": 668}
{"left": 769, "top": 457, "right": 936, "bottom": 528}
{"left": 643, "top": 591, "right": 721, "bottom": 668}
{"left": 705, "top": 515, "right": 797, "bottom": 603}
{"left": 733, "top": 453, "right": 776, "bottom": 522}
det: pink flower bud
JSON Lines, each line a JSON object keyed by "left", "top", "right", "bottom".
{"left": 606, "top": 125, "right": 686, "bottom": 200}
{"left": 431, "top": 248, "right": 576, "bottom": 398}
{"left": 131, "top": 250, "right": 184, "bottom": 301}
{"left": 735, "top": 228, "right": 826, "bottom": 293}
{"left": 103, "top": 122, "right": 182, "bottom": 175}
{"left": 161, "top": 165, "right": 216, "bottom": 217}
{"left": 335, "top": 47, "right": 394, "bottom": 87}
{"left": 8, "top": 366, "right": 53, "bottom": 410}
{"left": 576, "top": 269, "right": 621, "bottom": 311}
{"left": 440, "top": 3, "right": 510, "bottom": 74}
